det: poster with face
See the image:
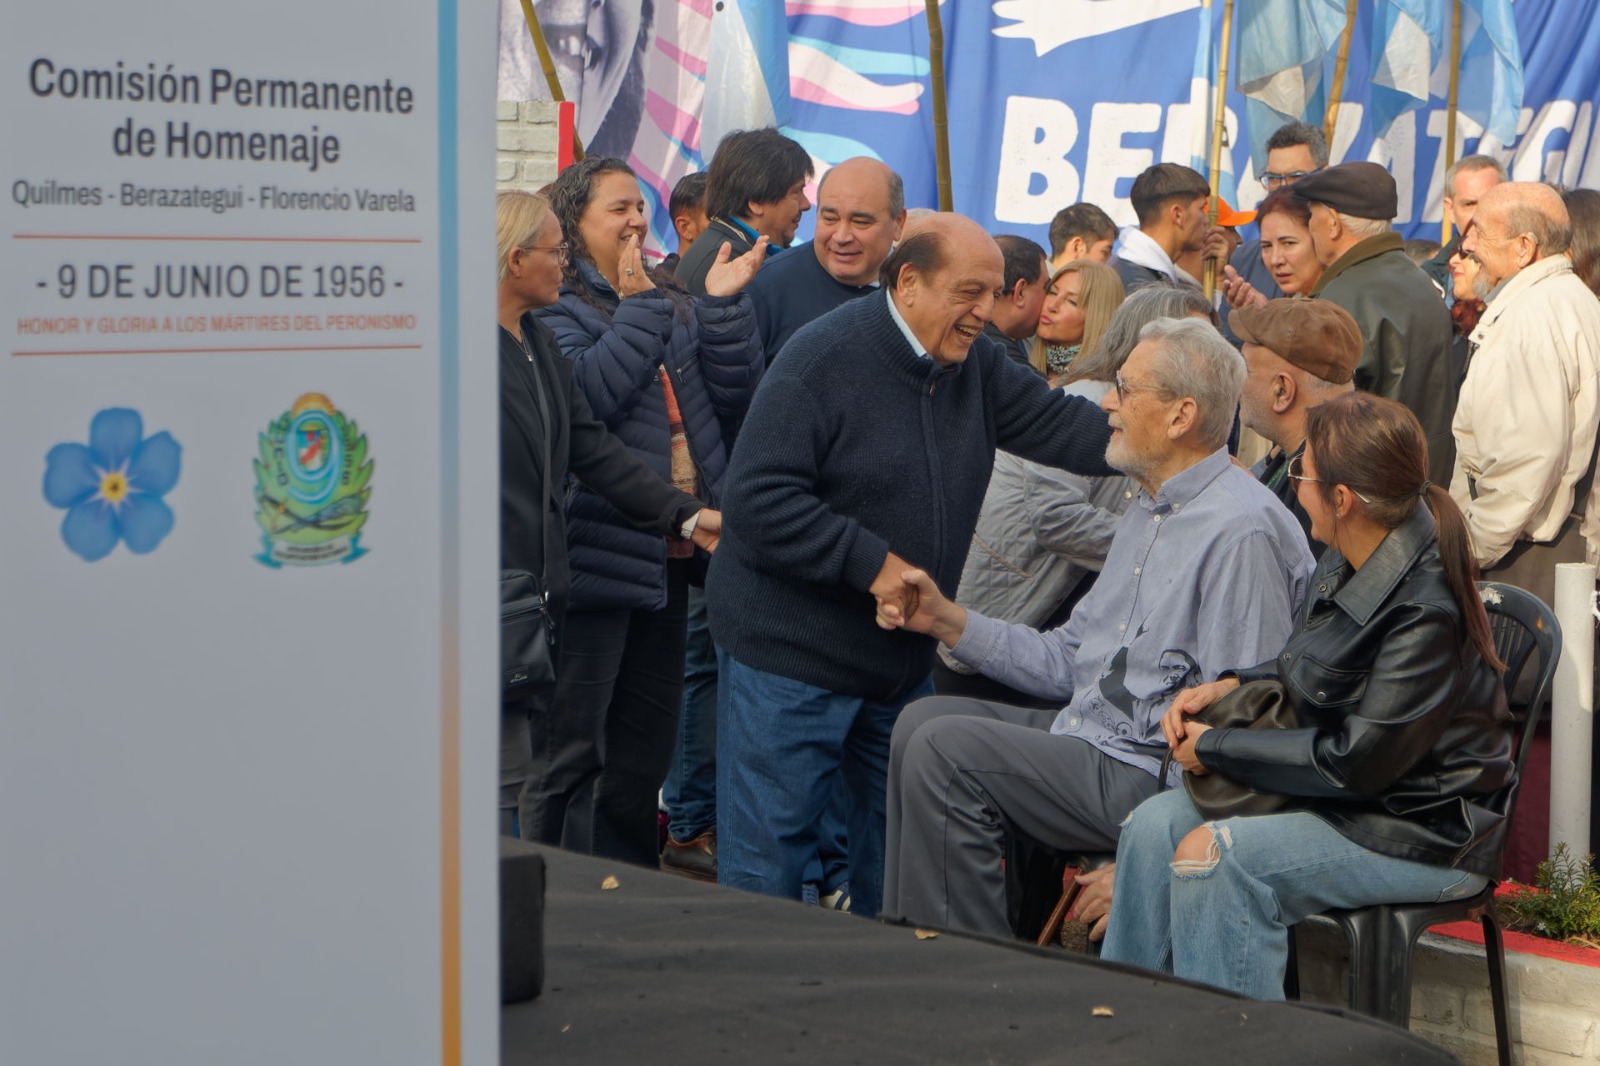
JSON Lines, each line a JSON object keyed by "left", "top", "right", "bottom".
{"left": 498, "top": 0, "right": 651, "bottom": 159}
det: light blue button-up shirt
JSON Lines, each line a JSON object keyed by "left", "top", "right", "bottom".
{"left": 950, "top": 448, "right": 1314, "bottom": 783}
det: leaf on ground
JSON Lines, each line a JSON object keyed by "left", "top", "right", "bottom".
{"left": 1091, "top": 1006, "right": 1115, "bottom": 1018}
{"left": 600, "top": 876, "right": 620, "bottom": 890}
{"left": 913, "top": 929, "right": 940, "bottom": 940}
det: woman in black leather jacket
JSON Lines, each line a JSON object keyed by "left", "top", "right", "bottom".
{"left": 1100, "top": 391, "right": 1516, "bottom": 999}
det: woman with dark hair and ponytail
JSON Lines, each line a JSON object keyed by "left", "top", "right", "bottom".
{"left": 1100, "top": 391, "right": 1517, "bottom": 1000}
{"left": 528, "top": 157, "right": 765, "bottom": 867}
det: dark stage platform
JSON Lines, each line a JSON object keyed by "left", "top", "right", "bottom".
{"left": 504, "top": 845, "right": 1458, "bottom": 1064}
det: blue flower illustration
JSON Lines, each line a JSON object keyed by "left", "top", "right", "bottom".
{"left": 43, "top": 408, "right": 181, "bottom": 562}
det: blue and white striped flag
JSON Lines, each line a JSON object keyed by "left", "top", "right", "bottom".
{"left": 1234, "top": 0, "right": 1347, "bottom": 172}
{"left": 701, "top": 0, "right": 793, "bottom": 154}
{"left": 1452, "top": 0, "right": 1525, "bottom": 146}
{"left": 1188, "top": 0, "right": 1238, "bottom": 206}
{"left": 1370, "top": 0, "right": 1447, "bottom": 141}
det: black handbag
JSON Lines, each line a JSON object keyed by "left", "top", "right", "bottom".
{"left": 1169, "top": 679, "right": 1297, "bottom": 820}
{"left": 502, "top": 334, "right": 559, "bottom": 696}
{"left": 501, "top": 569, "right": 556, "bottom": 692}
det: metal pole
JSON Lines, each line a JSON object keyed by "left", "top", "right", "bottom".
{"left": 1323, "top": 0, "right": 1359, "bottom": 148}
{"left": 1443, "top": 0, "right": 1463, "bottom": 245}
{"left": 925, "top": 0, "right": 953, "bottom": 211}
{"left": 517, "top": 0, "right": 585, "bottom": 162}
{"left": 1551, "top": 563, "right": 1596, "bottom": 862}
{"left": 1202, "top": 0, "right": 1234, "bottom": 301}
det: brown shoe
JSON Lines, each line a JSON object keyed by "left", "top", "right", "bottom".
{"left": 660, "top": 830, "right": 717, "bottom": 883}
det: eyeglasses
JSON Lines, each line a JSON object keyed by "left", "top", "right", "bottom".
{"left": 1262, "top": 170, "right": 1317, "bottom": 190}
{"left": 522, "top": 241, "right": 571, "bottom": 265}
{"left": 1287, "top": 453, "right": 1374, "bottom": 504}
{"left": 1113, "top": 371, "right": 1165, "bottom": 403}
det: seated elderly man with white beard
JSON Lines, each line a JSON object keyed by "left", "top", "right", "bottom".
{"left": 876, "top": 317, "right": 1315, "bottom": 941}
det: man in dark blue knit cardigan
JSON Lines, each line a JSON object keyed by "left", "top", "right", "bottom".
{"left": 705, "top": 214, "right": 1117, "bottom": 916}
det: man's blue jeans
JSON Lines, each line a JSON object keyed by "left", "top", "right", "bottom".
{"left": 1101, "top": 788, "right": 1486, "bottom": 999}
{"left": 715, "top": 648, "right": 932, "bottom": 918}
{"left": 663, "top": 588, "right": 718, "bottom": 843}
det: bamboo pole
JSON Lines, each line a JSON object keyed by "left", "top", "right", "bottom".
{"left": 1202, "top": 0, "right": 1235, "bottom": 301}
{"left": 517, "top": 0, "right": 585, "bottom": 162}
{"left": 1443, "top": 0, "right": 1463, "bottom": 244}
{"left": 1323, "top": 0, "right": 1360, "bottom": 148}
{"left": 925, "top": 0, "right": 953, "bottom": 211}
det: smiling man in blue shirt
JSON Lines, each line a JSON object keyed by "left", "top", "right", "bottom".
{"left": 878, "top": 316, "right": 1314, "bottom": 940}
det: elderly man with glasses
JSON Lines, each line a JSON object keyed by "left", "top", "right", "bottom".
{"left": 876, "top": 317, "right": 1314, "bottom": 941}
{"left": 1451, "top": 182, "right": 1600, "bottom": 610}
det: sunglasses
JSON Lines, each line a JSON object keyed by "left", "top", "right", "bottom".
{"left": 1287, "top": 453, "right": 1374, "bottom": 504}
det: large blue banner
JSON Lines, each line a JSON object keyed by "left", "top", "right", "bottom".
{"left": 498, "top": 0, "right": 1600, "bottom": 254}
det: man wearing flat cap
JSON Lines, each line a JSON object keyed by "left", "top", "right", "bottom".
{"left": 1233, "top": 299, "right": 1361, "bottom": 557}
{"left": 1292, "top": 161, "right": 1456, "bottom": 486}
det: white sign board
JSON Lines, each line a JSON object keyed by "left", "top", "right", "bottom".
{"left": 1, "top": 2, "right": 499, "bottom": 1062}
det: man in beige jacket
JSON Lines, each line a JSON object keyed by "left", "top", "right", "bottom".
{"left": 1452, "top": 182, "right": 1600, "bottom": 607}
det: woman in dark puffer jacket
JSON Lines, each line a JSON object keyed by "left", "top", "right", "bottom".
{"left": 529, "top": 156, "right": 766, "bottom": 866}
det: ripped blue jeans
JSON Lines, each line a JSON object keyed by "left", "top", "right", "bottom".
{"left": 1100, "top": 788, "right": 1485, "bottom": 999}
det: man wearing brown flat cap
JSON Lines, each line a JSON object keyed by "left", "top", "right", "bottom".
{"left": 1233, "top": 299, "right": 1361, "bottom": 557}
{"left": 1292, "top": 161, "right": 1456, "bottom": 486}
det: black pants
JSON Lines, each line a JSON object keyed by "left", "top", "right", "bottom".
{"left": 523, "top": 560, "right": 689, "bottom": 867}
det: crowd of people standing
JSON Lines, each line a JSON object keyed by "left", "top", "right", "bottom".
{"left": 495, "top": 115, "right": 1600, "bottom": 1000}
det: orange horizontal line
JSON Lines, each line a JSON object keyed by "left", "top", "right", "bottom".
{"left": 13, "top": 344, "right": 424, "bottom": 356}
{"left": 12, "top": 234, "right": 423, "bottom": 244}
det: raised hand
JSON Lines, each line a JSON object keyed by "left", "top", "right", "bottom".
{"left": 1219, "top": 264, "right": 1268, "bottom": 311}
{"left": 616, "top": 233, "right": 655, "bottom": 297}
{"left": 703, "top": 236, "right": 770, "bottom": 297}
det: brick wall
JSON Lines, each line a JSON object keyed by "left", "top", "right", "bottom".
{"left": 496, "top": 100, "right": 562, "bottom": 192}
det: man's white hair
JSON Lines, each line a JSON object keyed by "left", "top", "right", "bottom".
{"left": 1334, "top": 212, "right": 1392, "bottom": 240}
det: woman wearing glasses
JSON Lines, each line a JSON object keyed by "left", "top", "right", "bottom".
{"left": 1100, "top": 392, "right": 1516, "bottom": 999}
{"left": 496, "top": 189, "right": 721, "bottom": 840}
{"left": 528, "top": 157, "right": 765, "bottom": 867}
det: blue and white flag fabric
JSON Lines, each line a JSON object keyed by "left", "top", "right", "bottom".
{"left": 1450, "top": 0, "right": 1526, "bottom": 146}
{"left": 1370, "top": 0, "right": 1446, "bottom": 141}
{"left": 1189, "top": 0, "right": 1238, "bottom": 206}
{"left": 701, "top": 0, "right": 793, "bottom": 155}
{"left": 1234, "top": 0, "right": 1348, "bottom": 172}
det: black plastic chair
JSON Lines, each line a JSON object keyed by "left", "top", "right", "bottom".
{"left": 1291, "top": 581, "right": 1562, "bottom": 1066}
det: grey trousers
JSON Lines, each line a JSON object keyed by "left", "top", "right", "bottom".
{"left": 884, "top": 695, "right": 1161, "bottom": 939}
